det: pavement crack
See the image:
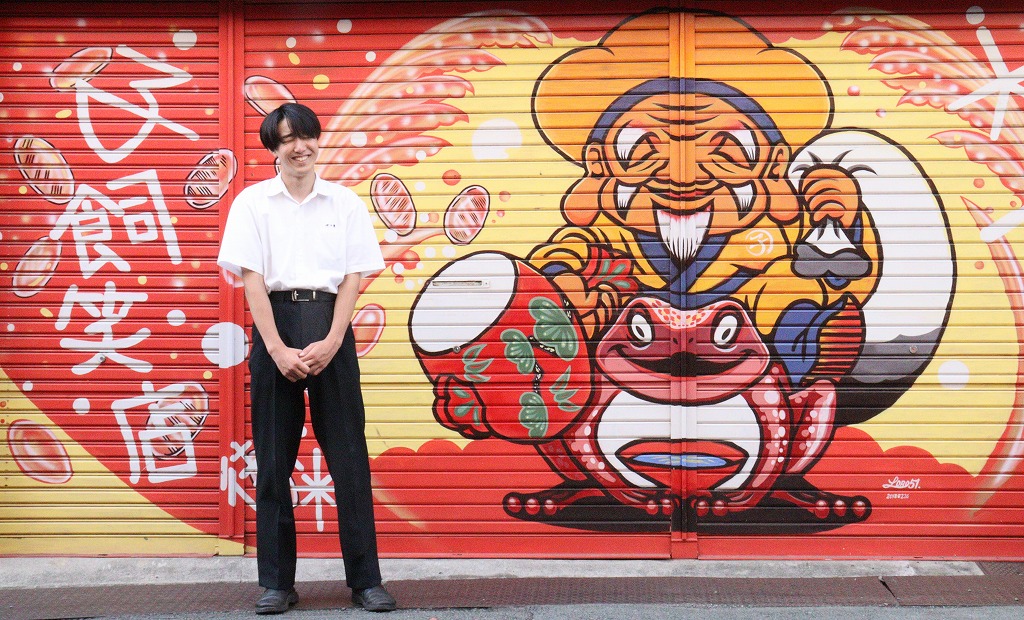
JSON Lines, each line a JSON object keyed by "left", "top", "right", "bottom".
{"left": 878, "top": 576, "right": 900, "bottom": 606}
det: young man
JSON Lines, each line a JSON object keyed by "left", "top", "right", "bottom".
{"left": 217, "top": 103, "right": 395, "bottom": 614}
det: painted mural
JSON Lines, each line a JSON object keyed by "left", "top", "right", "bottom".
{"left": 2, "top": 2, "right": 1024, "bottom": 556}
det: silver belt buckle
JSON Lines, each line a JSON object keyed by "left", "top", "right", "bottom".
{"left": 290, "top": 290, "right": 314, "bottom": 302}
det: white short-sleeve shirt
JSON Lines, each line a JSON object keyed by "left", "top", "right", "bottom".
{"left": 217, "top": 174, "right": 385, "bottom": 293}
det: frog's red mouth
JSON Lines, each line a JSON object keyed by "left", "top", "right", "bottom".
{"left": 609, "top": 346, "right": 751, "bottom": 378}
{"left": 618, "top": 439, "right": 747, "bottom": 488}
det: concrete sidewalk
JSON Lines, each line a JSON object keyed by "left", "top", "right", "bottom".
{"left": 3, "top": 557, "right": 1023, "bottom": 620}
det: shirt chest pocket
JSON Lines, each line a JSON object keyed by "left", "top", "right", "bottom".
{"left": 314, "top": 220, "right": 347, "bottom": 272}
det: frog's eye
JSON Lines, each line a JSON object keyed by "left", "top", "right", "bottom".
{"left": 712, "top": 311, "right": 741, "bottom": 349}
{"left": 628, "top": 309, "right": 653, "bottom": 348}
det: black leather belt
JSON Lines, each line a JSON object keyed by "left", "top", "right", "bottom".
{"left": 269, "top": 289, "right": 337, "bottom": 303}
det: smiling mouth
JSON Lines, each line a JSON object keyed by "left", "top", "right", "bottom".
{"left": 611, "top": 346, "right": 749, "bottom": 377}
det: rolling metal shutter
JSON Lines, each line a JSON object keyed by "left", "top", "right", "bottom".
{"left": 239, "top": 1, "right": 674, "bottom": 558}
{"left": 0, "top": 1, "right": 237, "bottom": 553}
{"left": 2, "top": 0, "right": 1024, "bottom": 560}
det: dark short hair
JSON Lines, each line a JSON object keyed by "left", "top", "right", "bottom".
{"left": 259, "top": 103, "right": 322, "bottom": 151}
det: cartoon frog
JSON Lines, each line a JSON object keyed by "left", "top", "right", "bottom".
{"left": 502, "top": 295, "right": 870, "bottom": 525}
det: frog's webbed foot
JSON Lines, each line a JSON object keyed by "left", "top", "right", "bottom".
{"left": 772, "top": 488, "right": 871, "bottom": 522}
{"left": 688, "top": 486, "right": 870, "bottom": 524}
{"left": 606, "top": 487, "right": 678, "bottom": 516}
{"left": 503, "top": 486, "right": 607, "bottom": 519}
{"left": 688, "top": 489, "right": 770, "bottom": 519}
{"left": 504, "top": 486, "right": 677, "bottom": 519}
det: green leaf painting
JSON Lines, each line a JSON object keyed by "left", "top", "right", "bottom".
{"left": 501, "top": 329, "right": 535, "bottom": 374}
{"left": 529, "top": 297, "right": 578, "bottom": 361}
{"left": 518, "top": 392, "right": 549, "bottom": 438}
{"left": 461, "top": 343, "right": 493, "bottom": 383}
{"left": 549, "top": 368, "right": 582, "bottom": 413}
{"left": 451, "top": 386, "right": 483, "bottom": 425}
{"left": 598, "top": 257, "right": 633, "bottom": 290}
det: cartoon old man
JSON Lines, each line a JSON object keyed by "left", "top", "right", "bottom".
{"left": 530, "top": 10, "right": 875, "bottom": 387}
{"left": 411, "top": 9, "right": 953, "bottom": 527}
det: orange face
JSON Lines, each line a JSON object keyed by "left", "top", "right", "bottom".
{"left": 579, "top": 92, "right": 794, "bottom": 265}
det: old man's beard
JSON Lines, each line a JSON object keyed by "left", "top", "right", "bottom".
{"left": 657, "top": 209, "right": 711, "bottom": 266}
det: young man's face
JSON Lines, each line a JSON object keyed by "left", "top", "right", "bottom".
{"left": 272, "top": 118, "right": 319, "bottom": 178}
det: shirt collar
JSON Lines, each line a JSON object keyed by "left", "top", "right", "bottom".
{"left": 268, "top": 173, "right": 328, "bottom": 204}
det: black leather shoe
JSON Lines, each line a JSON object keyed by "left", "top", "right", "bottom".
{"left": 352, "top": 585, "right": 397, "bottom": 612}
{"left": 256, "top": 587, "right": 298, "bottom": 614}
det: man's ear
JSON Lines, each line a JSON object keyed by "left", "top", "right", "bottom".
{"left": 583, "top": 143, "right": 608, "bottom": 177}
{"left": 765, "top": 143, "right": 791, "bottom": 180}
{"left": 765, "top": 142, "right": 800, "bottom": 224}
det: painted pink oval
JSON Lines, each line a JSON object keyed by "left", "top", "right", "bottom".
{"left": 13, "top": 237, "right": 61, "bottom": 298}
{"left": 7, "top": 420, "right": 73, "bottom": 485}
{"left": 352, "top": 304, "right": 385, "bottom": 358}
{"left": 243, "top": 76, "right": 297, "bottom": 116}
{"left": 14, "top": 137, "right": 75, "bottom": 205}
{"left": 371, "top": 173, "right": 416, "bottom": 235}
{"left": 444, "top": 185, "right": 489, "bottom": 245}
{"left": 50, "top": 46, "right": 112, "bottom": 91}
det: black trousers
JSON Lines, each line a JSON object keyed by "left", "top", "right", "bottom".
{"left": 249, "top": 298, "right": 382, "bottom": 591}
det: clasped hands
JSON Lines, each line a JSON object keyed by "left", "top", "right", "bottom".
{"left": 272, "top": 338, "right": 342, "bottom": 382}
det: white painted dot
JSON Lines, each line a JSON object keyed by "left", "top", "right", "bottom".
{"left": 6, "top": 324, "right": 14, "bottom": 332}
{"left": 414, "top": 182, "right": 426, "bottom": 192}
{"left": 73, "top": 398, "right": 90, "bottom": 415}
{"left": 173, "top": 29, "right": 198, "bottom": 51}
{"left": 425, "top": 247, "right": 436, "bottom": 258}
{"left": 167, "top": 309, "right": 186, "bottom": 326}
{"left": 13, "top": 62, "right": 22, "bottom": 71}
{"left": 383, "top": 229, "right": 398, "bottom": 243}
{"left": 350, "top": 132, "right": 367, "bottom": 147}
{"left": 393, "top": 263, "right": 405, "bottom": 275}
{"left": 966, "top": 6, "right": 985, "bottom": 25}
{"left": 0, "top": 93, "right": 4, "bottom": 104}
{"left": 366, "top": 51, "right": 377, "bottom": 62}
{"left": 763, "top": 390, "right": 780, "bottom": 405}
{"left": 939, "top": 360, "right": 969, "bottom": 390}
{"left": 442, "top": 246, "right": 457, "bottom": 258}
{"left": 22, "top": 381, "right": 33, "bottom": 392}
{"left": 337, "top": 19, "right": 353, "bottom": 33}
{"left": 286, "top": 37, "right": 297, "bottom": 48}
{"left": 202, "top": 322, "right": 248, "bottom": 368}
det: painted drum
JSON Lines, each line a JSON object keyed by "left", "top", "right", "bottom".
{"left": 410, "top": 251, "right": 592, "bottom": 442}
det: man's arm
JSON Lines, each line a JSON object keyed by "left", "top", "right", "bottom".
{"left": 241, "top": 267, "right": 310, "bottom": 382}
{"left": 299, "top": 272, "right": 361, "bottom": 376}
